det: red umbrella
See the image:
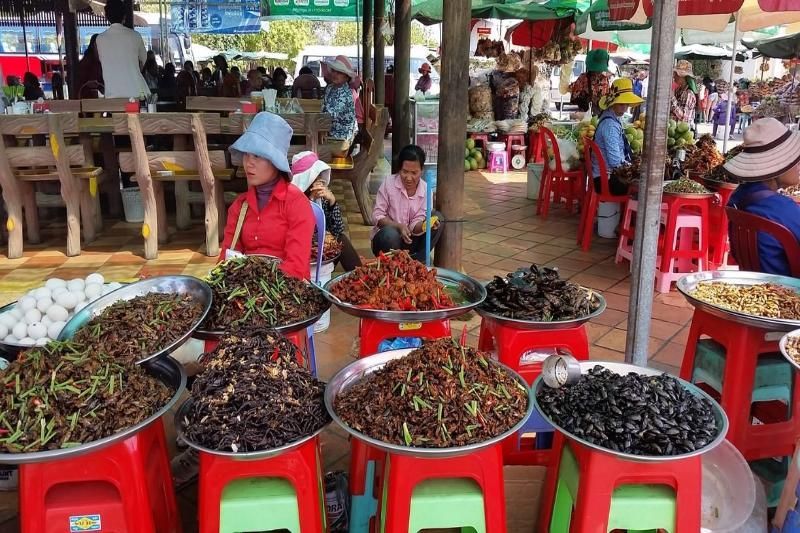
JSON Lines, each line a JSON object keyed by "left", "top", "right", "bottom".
{"left": 608, "top": 0, "right": 640, "bottom": 21}
{"left": 758, "top": 0, "right": 800, "bottom": 10}
{"left": 643, "top": 0, "right": 744, "bottom": 16}
{"left": 506, "top": 19, "right": 564, "bottom": 48}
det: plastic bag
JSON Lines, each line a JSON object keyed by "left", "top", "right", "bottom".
{"left": 325, "top": 472, "right": 349, "bottom": 532}
{"left": 550, "top": 138, "right": 579, "bottom": 171}
{"left": 377, "top": 337, "right": 423, "bottom": 353}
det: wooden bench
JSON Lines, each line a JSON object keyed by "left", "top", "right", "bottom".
{"left": 0, "top": 113, "right": 103, "bottom": 258}
{"left": 330, "top": 104, "right": 389, "bottom": 226}
{"left": 113, "top": 112, "right": 227, "bottom": 259}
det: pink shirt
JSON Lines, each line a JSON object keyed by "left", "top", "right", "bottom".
{"left": 371, "top": 174, "right": 427, "bottom": 238}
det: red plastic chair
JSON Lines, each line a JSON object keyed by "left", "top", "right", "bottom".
{"left": 577, "top": 140, "right": 630, "bottom": 251}
{"left": 725, "top": 207, "right": 800, "bottom": 277}
{"left": 537, "top": 127, "right": 585, "bottom": 219}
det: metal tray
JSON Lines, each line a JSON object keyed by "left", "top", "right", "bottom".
{"left": 0, "top": 283, "right": 126, "bottom": 361}
{"left": 325, "top": 348, "right": 534, "bottom": 459}
{"left": 677, "top": 271, "right": 800, "bottom": 331}
{"left": 58, "top": 276, "right": 213, "bottom": 364}
{"left": 476, "top": 287, "right": 606, "bottom": 331}
{"left": 662, "top": 190, "right": 717, "bottom": 200}
{"left": 174, "top": 398, "right": 328, "bottom": 461}
{"left": 533, "top": 361, "right": 728, "bottom": 463}
{"left": 0, "top": 356, "right": 186, "bottom": 465}
{"left": 323, "top": 268, "right": 486, "bottom": 323}
{"left": 779, "top": 329, "right": 800, "bottom": 372}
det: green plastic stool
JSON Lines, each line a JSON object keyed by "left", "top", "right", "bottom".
{"left": 379, "top": 477, "right": 485, "bottom": 533}
{"left": 219, "top": 477, "right": 301, "bottom": 533}
{"left": 692, "top": 339, "right": 793, "bottom": 408}
{"left": 751, "top": 457, "right": 789, "bottom": 508}
{"left": 550, "top": 445, "right": 676, "bottom": 533}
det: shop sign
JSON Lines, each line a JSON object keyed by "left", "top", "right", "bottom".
{"left": 608, "top": 0, "right": 639, "bottom": 21}
{"left": 477, "top": 27, "right": 492, "bottom": 35}
{"left": 643, "top": 0, "right": 744, "bottom": 16}
{"left": 263, "top": 0, "right": 359, "bottom": 19}
{"left": 170, "top": 0, "right": 261, "bottom": 34}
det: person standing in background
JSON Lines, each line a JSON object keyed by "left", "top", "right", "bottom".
{"left": 292, "top": 66, "right": 322, "bottom": 99}
{"left": 96, "top": 0, "right": 149, "bottom": 99}
{"left": 77, "top": 34, "right": 103, "bottom": 98}
{"left": 670, "top": 60, "right": 697, "bottom": 127}
{"left": 569, "top": 49, "right": 611, "bottom": 116}
{"left": 142, "top": 51, "right": 160, "bottom": 93}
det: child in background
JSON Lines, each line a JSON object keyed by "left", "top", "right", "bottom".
{"left": 712, "top": 93, "right": 737, "bottom": 140}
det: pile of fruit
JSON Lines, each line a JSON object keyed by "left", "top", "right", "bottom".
{"left": 575, "top": 117, "right": 598, "bottom": 156}
{"left": 464, "top": 138, "right": 486, "bottom": 171}
{"left": 624, "top": 125, "right": 644, "bottom": 155}
{"left": 667, "top": 120, "right": 695, "bottom": 152}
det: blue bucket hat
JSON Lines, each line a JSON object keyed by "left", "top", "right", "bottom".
{"left": 229, "top": 112, "right": 293, "bottom": 173}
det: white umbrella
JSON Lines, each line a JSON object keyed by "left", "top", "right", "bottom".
{"left": 191, "top": 44, "right": 218, "bottom": 62}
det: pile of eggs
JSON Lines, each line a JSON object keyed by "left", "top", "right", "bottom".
{"left": 0, "top": 273, "right": 123, "bottom": 347}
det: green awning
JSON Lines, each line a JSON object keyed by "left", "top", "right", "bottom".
{"left": 411, "top": 0, "right": 579, "bottom": 25}
{"left": 744, "top": 31, "right": 800, "bottom": 59}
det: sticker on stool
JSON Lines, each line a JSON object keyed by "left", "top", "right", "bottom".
{"left": 399, "top": 322, "right": 422, "bottom": 331}
{"left": 69, "top": 514, "right": 101, "bottom": 532}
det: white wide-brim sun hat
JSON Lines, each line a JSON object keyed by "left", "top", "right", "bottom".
{"left": 724, "top": 117, "right": 800, "bottom": 182}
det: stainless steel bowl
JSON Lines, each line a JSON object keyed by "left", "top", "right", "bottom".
{"left": 58, "top": 276, "right": 213, "bottom": 364}
{"left": 533, "top": 361, "right": 728, "bottom": 462}
{"left": 476, "top": 286, "right": 606, "bottom": 331}
{"left": 662, "top": 191, "right": 717, "bottom": 200}
{"left": 0, "top": 356, "right": 186, "bottom": 465}
{"left": 677, "top": 271, "right": 800, "bottom": 331}
{"left": 323, "top": 268, "right": 487, "bottom": 323}
{"left": 779, "top": 329, "right": 800, "bottom": 372}
{"left": 174, "top": 398, "right": 329, "bottom": 461}
{"left": 325, "top": 348, "right": 534, "bottom": 458}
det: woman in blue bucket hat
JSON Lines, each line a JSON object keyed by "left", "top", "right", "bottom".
{"left": 219, "top": 112, "right": 315, "bottom": 279}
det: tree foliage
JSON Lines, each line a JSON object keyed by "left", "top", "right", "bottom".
{"left": 192, "top": 21, "right": 313, "bottom": 66}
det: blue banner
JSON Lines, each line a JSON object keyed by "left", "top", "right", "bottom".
{"left": 170, "top": 1, "right": 261, "bottom": 34}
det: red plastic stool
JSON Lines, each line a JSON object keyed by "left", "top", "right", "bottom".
{"left": 358, "top": 318, "right": 451, "bottom": 357}
{"left": 19, "top": 419, "right": 180, "bottom": 533}
{"left": 538, "top": 433, "right": 702, "bottom": 533}
{"left": 378, "top": 444, "right": 507, "bottom": 533}
{"left": 708, "top": 185, "right": 736, "bottom": 269}
{"left": 655, "top": 195, "right": 711, "bottom": 292}
{"left": 468, "top": 132, "right": 490, "bottom": 159}
{"left": 348, "top": 439, "right": 385, "bottom": 532}
{"left": 197, "top": 435, "right": 324, "bottom": 533}
{"left": 502, "top": 133, "right": 527, "bottom": 161}
{"left": 680, "top": 307, "right": 800, "bottom": 461}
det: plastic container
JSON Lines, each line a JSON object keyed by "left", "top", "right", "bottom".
{"left": 121, "top": 187, "right": 144, "bottom": 223}
{"left": 527, "top": 163, "right": 544, "bottom": 200}
{"left": 312, "top": 261, "right": 336, "bottom": 333}
{"left": 700, "top": 439, "right": 757, "bottom": 532}
{"left": 596, "top": 201, "right": 620, "bottom": 239}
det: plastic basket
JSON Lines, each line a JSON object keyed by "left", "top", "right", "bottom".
{"left": 121, "top": 187, "right": 144, "bottom": 223}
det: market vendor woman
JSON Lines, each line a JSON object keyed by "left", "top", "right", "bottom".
{"left": 372, "top": 145, "right": 442, "bottom": 261}
{"left": 726, "top": 118, "right": 800, "bottom": 277}
{"left": 593, "top": 78, "right": 643, "bottom": 195}
{"left": 219, "top": 112, "right": 315, "bottom": 279}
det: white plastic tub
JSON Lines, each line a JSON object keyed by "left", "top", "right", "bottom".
{"left": 597, "top": 201, "right": 620, "bottom": 239}
{"left": 527, "top": 163, "right": 544, "bottom": 200}
{"left": 121, "top": 187, "right": 144, "bottom": 223}
{"left": 311, "top": 261, "right": 336, "bottom": 333}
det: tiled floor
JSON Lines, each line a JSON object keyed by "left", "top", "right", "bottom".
{"left": 0, "top": 168, "right": 697, "bottom": 531}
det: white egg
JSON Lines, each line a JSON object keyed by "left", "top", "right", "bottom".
{"left": 71, "top": 291, "right": 86, "bottom": 303}
{"left": 0, "top": 313, "right": 16, "bottom": 329}
{"left": 47, "top": 321, "right": 65, "bottom": 339}
{"left": 85, "top": 273, "right": 105, "bottom": 286}
{"left": 18, "top": 338, "right": 35, "bottom": 346}
{"left": 24, "top": 309, "right": 42, "bottom": 324}
{"left": 36, "top": 297, "right": 53, "bottom": 314}
{"left": 41, "top": 316, "right": 52, "bottom": 326}
{"left": 55, "top": 292, "right": 78, "bottom": 310}
{"left": 0, "top": 324, "right": 7, "bottom": 339}
{"left": 12, "top": 322, "right": 28, "bottom": 339}
{"left": 51, "top": 286, "right": 68, "bottom": 298}
{"left": 35, "top": 338, "right": 49, "bottom": 346}
{"left": 18, "top": 296, "right": 36, "bottom": 312}
{"left": 46, "top": 305, "right": 69, "bottom": 322}
{"left": 33, "top": 287, "right": 51, "bottom": 300}
{"left": 45, "top": 278, "right": 66, "bottom": 290}
{"left": 4, "top": 335, "right": 17, "bottom": 344}
{"left": 27, "top": 322, "right": 47, "bottom": 340}
{"left": 84, "top": 284, "right": 103, "bottom": 301}
{"left": 9, "top": 309, "right": 22, "bottom": 321}
{"left": 67, "top": 279, "right": 85, "bottom": 292}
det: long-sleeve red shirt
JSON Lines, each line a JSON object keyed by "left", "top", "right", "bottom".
{"left": 219, "top": 179, "right": 314, "bottom": 280}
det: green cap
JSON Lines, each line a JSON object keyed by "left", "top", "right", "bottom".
{"left": 586, "top": 49, "right": 611, "bottom": 74}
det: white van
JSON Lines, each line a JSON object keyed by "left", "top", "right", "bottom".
{"left": 293, "top": 45, "right": 439, "bottom": 96}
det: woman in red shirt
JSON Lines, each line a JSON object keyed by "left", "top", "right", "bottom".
{"left": 220, "top": 112, "right": 315, "bottom": 279}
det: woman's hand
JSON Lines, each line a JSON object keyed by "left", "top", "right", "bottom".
{"left": 310, "top": 181, "right": 336, "bottom": 205}
{"left": 397, "top": 223, "right": 413, "bottom": 244}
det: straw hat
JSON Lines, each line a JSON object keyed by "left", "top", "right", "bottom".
{"left": 600, "top": 78, "right": 644, "bottom": 110}
{"left": 229, "top": 112, "right": 293, "bottom": 173}
{"left": 674, "top": 59, "right": 695, "bottom": 78}
{"left": 724, "top": 118, "right": 800, "bottom": 182}
{"left": 291, "top": 151, "right": 331, "bottom": 192}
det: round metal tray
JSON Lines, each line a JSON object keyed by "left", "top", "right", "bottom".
{"left": 476, "top": 287, "right": 606, "bottom": 331}
{"left": 677, "top": 271, "right": 800, "bottom": 331}
{"left": 662, "top": 190, "right": 717, "bottom": 200}
{"left": 174, "top": 398, "right": 329, "bottom": 461}
{"left": 779, "top": 329, "right": 800, "bottom": 372}
{"left": 58, "top": 276, "right": 213, "bottom": 364}
{"left": 533, "top": 361, "right": 728, "bottom": 463}
{"left": 325, "top": 348, "right": 534, "bottom": 459}
{"left": 0, "top": 356, "right": 186, "bottom": 465}
{"left": 0, "top": 283, "right": 126, "bottom": 360}
{"left": 323, "top": 268, "right": 487, "bottom": 323}
{"left": 194, "top": 281, "right": 331, "bottom": 339}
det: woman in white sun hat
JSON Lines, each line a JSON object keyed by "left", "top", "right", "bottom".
{"left": 291, "top": 151, "right": 362, "bottom": 271}
{"left": 322, "top": 56, "right": 359, "bottom": 157}
{"left": 726, "top": 117, "right": 800, "bottom": 277}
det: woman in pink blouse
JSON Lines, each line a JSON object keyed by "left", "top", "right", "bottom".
{"left": 371, "top": 145, "right": 442, "bottom": 261}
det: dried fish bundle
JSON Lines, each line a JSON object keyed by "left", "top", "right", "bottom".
{"left": 0, "top": 341, "right": 172, "bottom": 453}
{"left": 482, "top": 264, "right": 599, "bottom": 321}
{"left": 335, "top": 339, "right": 528, "bottom": 448}
{"left": 182, "top": 328, "right": 330, "bottom": 453}
{"left": 537, "top": 366, "right": 719, "bottom": 456}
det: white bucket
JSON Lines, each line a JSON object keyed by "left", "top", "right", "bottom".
{"left": 597, "top": 201, "right": 620, "bottom": 239}
{"left": 527, "top": 163, "right": 544, "bottom": 200}
{"left": 311, "top": 261, "right": 336, "bottom": 333}
{"left": 121, "top": 187, "right": 144, "bottom": 223}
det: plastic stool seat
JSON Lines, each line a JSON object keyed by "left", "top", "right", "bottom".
{"left": 487, "top": 150, "right": 508, "bottom": 173}
{"left": 220, "top": 478, "right": 301, "bottom": 533}
{"left": 404, "top": 479, "right": 486, "bottom": 533}
{"left": 358, "top": 318, "right": 451, "bottom": 357}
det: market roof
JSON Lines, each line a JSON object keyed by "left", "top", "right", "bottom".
{"left": 744, "top": 31, "right": 800, "bottom": 59}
